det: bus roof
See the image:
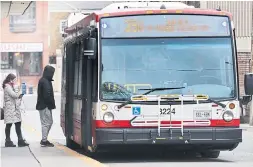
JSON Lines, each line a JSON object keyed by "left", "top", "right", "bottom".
{"left": 95, "top": 8, "right": 232, "bottom": 20}
{"left": 64, "top": 5, "right": 232, "bottom": 34}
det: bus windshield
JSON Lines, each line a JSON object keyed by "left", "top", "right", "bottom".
{"left": 100, "top": 37, "right": 235, "bottom": 101}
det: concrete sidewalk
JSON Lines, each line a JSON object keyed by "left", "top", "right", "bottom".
{"left": 240, "top": 124, "right": 253, "bottom": 131}
{"left": 1, "top": 138, "right": 102, "bottom": 167}
{"left": 0, "top": 108, "right": 107, "bottom": 167}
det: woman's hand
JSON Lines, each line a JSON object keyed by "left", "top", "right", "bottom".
{"left": 18, "top": 94, "right": 24, "bottom": 99}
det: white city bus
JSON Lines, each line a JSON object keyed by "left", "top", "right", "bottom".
{"left": 60, "top": 2, "right": 253, "bottom": 158}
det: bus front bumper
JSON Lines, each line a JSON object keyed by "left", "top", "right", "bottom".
{"left": 95, "top": 127, "right": 242, "bottom": 150}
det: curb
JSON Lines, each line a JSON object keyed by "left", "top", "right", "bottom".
{"left": 240, "top": 124, "right": 253, "bottom": 131}
{"left": 22, "top": 123, "right": 107, "bottom": 167}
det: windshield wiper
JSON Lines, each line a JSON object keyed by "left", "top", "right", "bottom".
{"left": 206, "top": 99, "right": 226, "bottom": 108}
{"left": 117, "top": 87, "right": 185, "bottom": 109}
{"left": 117, "top": 87, "right": 227, "bottom": 109}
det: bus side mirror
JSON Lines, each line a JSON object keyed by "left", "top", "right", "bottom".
{"left": 241, "top": 73, "right": 253, "bottom": 105}
{"left": 244, "top": 73, "right": 253, "bottom": 95}
{"left": 84, "top": 38, "right": 97, "bottom": 59}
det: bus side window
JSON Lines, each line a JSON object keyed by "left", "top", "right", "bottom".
{"left": 78, "top": 42, "right": 83, "bottom": 97}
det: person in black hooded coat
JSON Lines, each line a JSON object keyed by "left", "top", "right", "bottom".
{"left": 36, "top": 65, "right": 55, "bottom": 147}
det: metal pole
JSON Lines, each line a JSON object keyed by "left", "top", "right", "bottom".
{"left": 181, "top": 95, "right": 183, "bottom": 136}
{"left": 250, "top": 4, "right": 253, "bottom": 126}
{"left": 158, "top": 96, "right": 161, "bottom": 136}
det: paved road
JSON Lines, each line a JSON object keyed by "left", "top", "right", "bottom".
{"left": 94, "top": 128, "right": 253, "bottom": 167}
{"left": 13, "top": 109, "right": 253, "bottom": 167}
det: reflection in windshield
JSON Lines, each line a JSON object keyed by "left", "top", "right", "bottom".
{"left": 101, "top": 38, "right": 235, "bottom": 101}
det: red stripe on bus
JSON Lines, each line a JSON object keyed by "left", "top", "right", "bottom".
{"left": 95, "top": 119, "right": 240, "bottom": 128}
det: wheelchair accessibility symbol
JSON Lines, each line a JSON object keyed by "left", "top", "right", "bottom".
{"left": 132, "top": 107, "right": 141, "bottom": 115}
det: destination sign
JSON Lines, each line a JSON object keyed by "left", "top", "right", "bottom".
{"left": 100, "top": 15, "right": 230, "bottom": 38}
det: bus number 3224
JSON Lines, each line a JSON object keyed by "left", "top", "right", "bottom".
{"left": 160, "top": 108, "right": 176, "bottom": 115}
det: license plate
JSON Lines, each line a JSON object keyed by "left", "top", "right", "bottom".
{"left": 194, "top": 110, "right": 211, "bottom": 120}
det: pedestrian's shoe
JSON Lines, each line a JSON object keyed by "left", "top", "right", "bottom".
{"left": 5, "top": 140, "right": 16, "bottom": 147}
{"left": 18, "top": 139, "right": 29, "bottom": 147}
{"left": 40, "top": 140, "right": 54, "bottom": 147}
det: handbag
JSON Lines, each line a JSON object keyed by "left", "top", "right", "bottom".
{"left": 1, "top": 96, "right": 5, "bottom": 120}
{"left": 1, "top": 107, "right": 4, "bottom": 120}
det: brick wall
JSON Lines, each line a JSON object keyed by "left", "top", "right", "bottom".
{"left": 0, "top": 1, "right": 49, "bottom": 87}
{"left": 238, "top": 52, "right": 252, "bottom": 122}
{"left": 48, "top": 12, "right": 69, "bottom": 92}
{"left": 238, "top": 52, "right": 252, "bottom": 96}
{"left": 49, "top": 12, "right": 69, "bottom": 55}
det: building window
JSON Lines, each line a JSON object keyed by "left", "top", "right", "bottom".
{"left": 1, "top": 52, "right": 11, "bottom": 69}
{"left": 9, "top": 2, "right": 36, "bottom": 33}
{"left": 184, "top": 1, "right": 200, "bottom": 8}
{"left": 1, "top": 52, "right": 42, "bottom": 76}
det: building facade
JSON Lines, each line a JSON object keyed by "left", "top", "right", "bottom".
{"left": 48, "top": 12, "right": 69, "bottom": 56}
{"left": 200, "top": 1, "right": 253, "bottom": 122}
{"left": 48, "top": 12, "right": 70, "bottom": 92}
{"left": 0, "top": 1, "right": 49, "bottom": 88}
{"left": 200, "top": 1, "right": 253, "bottom": 95}
{"left": 47, "top": 12, "right": 90, "bottom": 92}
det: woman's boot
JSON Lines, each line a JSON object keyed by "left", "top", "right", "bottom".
{"left": 5, "top": 140, "right": 16, "bottom": 147}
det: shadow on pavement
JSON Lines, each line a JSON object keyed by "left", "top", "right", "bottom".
{"left": 95, "top": 152, "right": 232, "bottom": 163}
{"left": 73, "top": 147, "right": 234, "bottom": 164}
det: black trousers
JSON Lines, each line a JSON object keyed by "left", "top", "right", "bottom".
{"left": 5, "top": 122, "right": 23, "bottom": 141}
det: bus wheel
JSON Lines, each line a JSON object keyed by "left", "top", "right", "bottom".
{"left": 200, "top": 151, "right": 220, "bottom": 158}
{"left": 66, "top": 138, "right": 79, "bottom": 149}
{"left": 83, "top": 146, "right": 97, "bottom": 158}
{"left": 84, "top": 150, "right": 95, "bottom": 158}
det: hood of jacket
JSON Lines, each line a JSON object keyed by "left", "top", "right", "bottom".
{"left": 42, "top": 65, "right": 55, "bottom": 81}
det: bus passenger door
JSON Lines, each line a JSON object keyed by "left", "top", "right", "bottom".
{"left": 72, "top": 42, "right": 83, "bottom": 145}
{"left": 65, "top": 43, "right": 76, "bottom": 147}
{"left": 81, "top": 37, "right": 97, "bottom": 151}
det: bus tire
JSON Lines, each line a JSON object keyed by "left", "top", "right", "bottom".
{"left": 200, "top": 151, "right": 220, "bottom": 158}
{"left": 66, "top": 138, "right": 79, "bottom": 149}
{"left": 84, "top": 150, "right": 95, "bottom": 158}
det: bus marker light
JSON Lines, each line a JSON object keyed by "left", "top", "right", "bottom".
{"left": 88, "top": 146, "right": 92, "bottom": 152}
{"left": 222, "top": 21, "right": 227, "bottom": 27}
{"left": 212, "top": 104, "right": 218, "bottom": 107}
{"left": 146, "top": 10, "right": 153, "bottom": 14}
{"left": 102, "top": 23, "right": 108, "bottom": 29}
{"left": 229, "top": 103, "right": 235, "bottom": 110}
{"left": 101, "top": 104, "right": 108, "bottom": 111}
{"left": 103, "top": 13, "right": 110, "bottom": 17}
{"left": 114, "top": 106, "right": 119, "bottom": 111}
{"left": 160, "top": 10, "right": 168, "bottom": 13}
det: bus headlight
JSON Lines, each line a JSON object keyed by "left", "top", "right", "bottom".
{"left": 222, "top": 110, "right": 234, "bottom": 122}
{"left": 103, "top": 112, "right": 114, "bottom": 123}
